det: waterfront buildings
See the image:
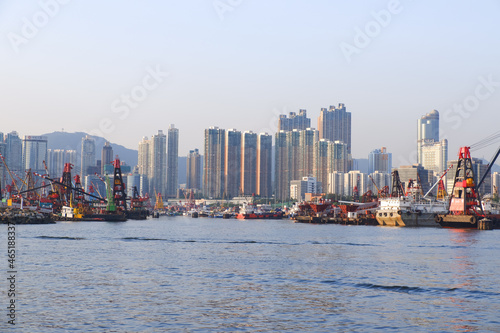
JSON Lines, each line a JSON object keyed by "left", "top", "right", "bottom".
{"left": 22, "top": 135, "right": 48, "bottom": 175}
{"left": 417, "top": 110, "right": 440, "bottom": 165}
{"left": 317, "top": 103, "right": 351, "bottom": 153}
{"left": 278, "top": 109, "right": 311, "bottom": 131}
{"left": 241, "top": 131, "right": 257, "bottom": 196}
{"left": 81, "top": 135, "right": 96, "bottom": 176}
{"left": 397, "top": 164, "right": 433, "bottom": 195}
{"left": 204, "top": 127, "right": 225, "bottom": 198}
{"left": 166, "top": 124, "right": 179, "bottom": 198}
{"left": 368, "top": 147, "right": 392, "bottom": 174}
{"left": 274, "top": 131, "right": 289, "bottom": 201}
{"left": 186, "top": 149, "right": 201, "bottom": 191}
{"left": 101, "top": 141, "right": 113, "bottom": 175}
{"left": 5, "top": 131, "right": 23, "bottom": 174}
{"left": 256, "top": 133, "right": 272, "bottom": 198}
{"left": 290, "top": 176, "right": 321, "bottom": 201}
{"left": 150, "top": 130, "right": 167, "bottom": 196}
{"left": 224, "top": 129, "right": 241, "bottom": 198}
{"left": 420, "top": 139, "right": 448, "bottom": 175}
{"left": 47, "top": 149, "right": 76, "bottom": 178}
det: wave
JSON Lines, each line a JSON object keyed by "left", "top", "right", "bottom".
{"left": 36, "top": 236, "right": 86, "bottom": 240}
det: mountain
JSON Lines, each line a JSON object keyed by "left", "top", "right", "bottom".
{"left": 43, "top": 131, "right": 189, "bottom": 183}
{"left": 42, "top": 131, "right": 138, "bottom": 167}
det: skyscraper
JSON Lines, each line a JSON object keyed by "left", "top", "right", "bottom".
{"left": 101, "top": 141, "right": 114, "bottom": 175}
{"left": 186, "top": 149, "right": 201, "bottom": 190}
{"left": 313, "top": 139, "right": 329, "bottom": 195}
{"left": 417, "top": 110, "right": 439, "bottom": 164}
{"left": 22, "top": 135, "right": 48, "bottom": 175}
{"left": 275, "top": 131, "right": 289, "bottom": 201}
{"left": 241, "top": 131, "right": 257, "bottom": 196}
{"left": 287, "top": 129, "right": 301, "bottom": 182}
{"left": 204, "top": 127, "right": 225, "bottom": 199}
{"left": 278, "top": 109, "right": 311, "bottom": 131}
{"left": 299, "top": 128, "right": 318, "bottom": 178}
{"left": 224, "top": 129, "right": 241, "bottom": 198}
{"left": 368, "top": 147, "right": 392, "bottom": 174}
{"left": 256, "top": 133, "right": 272, "bottom": 198}
{"left": 166, "top": 124, "right": 179, "bottom": 198}
{"left": 421, "top": 139, "right": 448, "bottom": 175}
{"left": 81, "top": 135, "right": 96, "bottom": 176}
{"left": 317, "top": 103, "right": 351, "bottom": 153}
{"left": 150, "top": 130, "right": 167, "bottom": 195}
{"left": 5, "top": 131, "right": 22, "bottom": 174}
{"left": 0, "top": 133, "right": 6, "bottom": 184}
{"left": 138, "top": 136, "right": 150, "bottom": 178}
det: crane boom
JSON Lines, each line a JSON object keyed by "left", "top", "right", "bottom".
{"left": 477, "top": 146, "right": 500, "bottom": 189}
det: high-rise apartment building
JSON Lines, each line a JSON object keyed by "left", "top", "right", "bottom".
{"left": 224, "top": 129, "right": 241, "bottom": 198}
{"left": 313, "top": 139, "right": 330, "bottom": 193}
{"left": 299, "top": 128, "right": 318, "bottom": 178}
{"left": 22, "top": 135, "right": 48, "bottom": 175}
{"left": 256, "top": 133, "right": 272, "bottom": 198}
{"left": 186, "top": 149, "right": 201, "bottom": 190}
{"left": 275, "top": 131, "right": 289, "bottom": 201}
{"left": 166, "top": 124, "right": 179, "bottom": 198}
{"left": 417, "top": 110, "right": 440, "bottom": 164}
{"left": 101, "top": 141, "right": 113, "bottom": 175}
{"left": 317, "top": 103, "right": 351, "bottom": 153}
{"left": 344, "top": 171, "right": 368, "bottom": 197}
{"left": 204, "top": 127, "right": 225, "bottom": 199}
{"left": 241, "top": 131, "right": 257, "bottom": 196}
{"left": 138, "top": 136, "right": 150, "bottom": 178}
{"left": 81, "top": 135, "right": 96, "bottom": 176}
{"left": 5, "top": 131, "right": 23, "bottom": 174}
{"left": 368, "top": 147, "right": 392, "bottom": 174}
{"left": 0, "top": 133, "right": 6, "bottom": 184}
{"left": 421, "top": 139, "right": 448, "bottom": 175}
{"left": 150, "top": 130, "right": 167, "bottom": 195}
{"left": 492, "top": 172, "right": 500, "bottom": 196}
{"left": 278, "top": 109, "right": 311, "bottom": 131}
{"left": 287, "top": 130, "right": 301, "bottom": 182}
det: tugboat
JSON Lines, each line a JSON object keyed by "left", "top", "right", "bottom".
{"left": 235, "top": 202, "right": 283, "bottom": 219}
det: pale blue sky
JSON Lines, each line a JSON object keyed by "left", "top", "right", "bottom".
{"left": 1, "top": 0, "right": 499, "bottom": 166}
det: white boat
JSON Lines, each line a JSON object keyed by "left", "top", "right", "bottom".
{"left": 375, "top": 181, "right": 448, "bottom": 227}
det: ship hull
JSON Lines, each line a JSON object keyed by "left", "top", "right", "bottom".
{"left": 236, "top": 212, "right": 283, "bottom": 220}
{"left": 376, "top": 211, "right": 440, "bottom": 227}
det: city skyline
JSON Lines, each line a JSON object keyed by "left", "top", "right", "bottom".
{"left": 1, "top": 1, "right": 499, "bottom": 164}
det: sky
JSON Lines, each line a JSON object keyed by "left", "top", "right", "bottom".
{"left": 1, "top": 0, "right": 500, "bottom": 167}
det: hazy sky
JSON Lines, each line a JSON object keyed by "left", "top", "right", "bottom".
{"left": 1, "top": 0, "right": 499, "bottom": 167}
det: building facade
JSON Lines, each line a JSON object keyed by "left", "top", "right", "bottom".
{"left": 186, "top": 149, "right": 201, "bottom": 191}
{"left": 278, "top": 109, "right": 311, "bottom": 131}
{"left": 417, "top": 110, "right": 439, "bottom": 164}
{"left": 256, "top": 133, "right": 272, "bottom": 198}
{"left": 166, "top": 124, "right": 179, "bottom": 198}
{"left": 241, "top": 131, "right": 257, "bottom": 196}
{"left": 224, "top": 129, "right": 241, "bottom": 198}
{"left": 368, "top": 147, "right": 392, "bottom": 174}
{"left": 204, "top": 127, "right": 225, "bottom": 199}
{"left": 101, "top": 141, "right": 113, "bottom": 175}
{"left": 81, "top": 135, "right": 96, "bottom": 177}
{"left": 150, "top": 130, "right": 167, "bottom": 196}
{"left": 317, "top": 103, "right": 351, "bottom": 153}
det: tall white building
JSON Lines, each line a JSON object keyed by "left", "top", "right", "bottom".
{"left": 344, "top": 171, "right": 368, "bottom": 197}
{"left": 421, "top": 139, "right": 448, "bottom": 175}
{"left": 328, "top": 171, "right": 345, "bottom": 196}
{"left": 417, "top": 110, "right": 440, "bottom": 164}
{"left": 150, "top": 130, "right": 167, "bottom": 196}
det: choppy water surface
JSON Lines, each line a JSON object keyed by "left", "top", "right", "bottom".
{"left": 2, "top": 217, "right": 500, "bottom": 332}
